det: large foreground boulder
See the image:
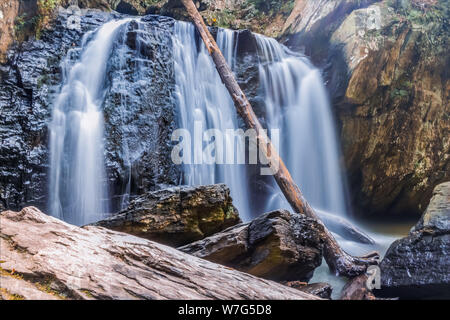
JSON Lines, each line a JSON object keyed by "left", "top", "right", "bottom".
{"left": 179, "top": 210, "right": 324, "bottom": 282}
{"left": 0, "top": 207, "right": 319, "bottom": 300}
{"left": 92, "top": 184, "right": 241, "bottom": 247}
{"left": 377, "top": 182, "right": 450, "bottom": 299}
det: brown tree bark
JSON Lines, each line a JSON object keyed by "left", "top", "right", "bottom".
{"left": 179, "top": 0, "right": 379, "bottom": 277}
{"left": 340, "top": 274, "right": 377, "bottom": 300}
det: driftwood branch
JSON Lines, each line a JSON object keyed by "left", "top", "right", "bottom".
{"left": 179, "top": 0, "right": 379, "bottom": 277}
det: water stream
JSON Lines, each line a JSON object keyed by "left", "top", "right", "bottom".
{"left": 254, "top": 34, "right": 350, "bottom": 219}
{"left": 48, "top": 19, "right": 131, "bottom": 225}
{"left": 173, "top": 22, "right": 251, "bottom": 220}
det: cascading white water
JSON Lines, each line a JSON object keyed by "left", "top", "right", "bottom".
{"left": 172, "top": 22, "right": 251, "bottom": 220}
{"left": 49, "top": 19, "right": 131, "bottom": 226}
{"left": 254, "top": 35, "right": 351, "bottom": 218}
{"left": 172, "top": 23, "right": 350, "bottom": 222}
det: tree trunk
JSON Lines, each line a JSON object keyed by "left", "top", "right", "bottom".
{"left": 340, "top": 274, "right": 377, "bottom": 300}
{"left": 179, "top": 0, "right": 379, "bottom": 277}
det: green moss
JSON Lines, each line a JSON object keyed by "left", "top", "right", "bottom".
{"left": 143, "top": 0, "right": 162, "bottom": 5}
{"left": 0, "top": 288, "right": 25, "bottom": 300}
{"left": 80, "top": 289, "right": 94, "bottom": 298}
{"left": 247, "top": 0, "right": 294, "bottom": 15}
{"left": 0, "top": 266, "right": 24, "bottom": 280}
{"left": 37, "top": 74, "right": 49, "bottom": 89}
{"left": 390, "top": 88, "right": 409, "bottom": 98}
{"left": 14, "top": 14, "right": 39, "bottom": 42}
{"left": 225, "top": 205, "right": 235, "bottom": 220}
{"left": 35, "top": 278, "right": 67, "bottom": 299}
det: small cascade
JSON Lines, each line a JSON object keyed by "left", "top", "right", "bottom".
{"left": 172, "top": 22, "right": 252, "bottom": 220}
{"left": 254, "top": 35, "right": 351, "bottom": 218}
{"left": 48, "top": 19, "right": 131, "bottom": 225}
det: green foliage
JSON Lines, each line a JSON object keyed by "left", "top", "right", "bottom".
{"left": 387, "top": 0, "right": 448, "bottom": 25}
{"left": 36, "top": 0, "right": 63, "bottom": 39}
{"left": 385, "top": 0, "right": 448, "bottom": 56}
{"left": 212, "top": 9, "right": 239, "bottom": 29}
{"left": 14, "top": 14, "right": 27, "bottom": 32}
{"left": 14, "top": 14, "right": 39, "bottom": 41}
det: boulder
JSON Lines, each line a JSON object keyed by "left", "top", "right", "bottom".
{"left": 92, "top": 184, "right": 241, "bottom": 247}
{"left": 377, "top": 182, "right": 450, "bottom": 299}
{"left": 179, "top": 209, "right": 324, "bottom": 282}
{"left": 0, "top": 207, "right": 319, "bottom": 300}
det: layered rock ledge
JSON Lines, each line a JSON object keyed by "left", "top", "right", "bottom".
{"left": 91, "top": 184, "right": 241, "bottom": 247}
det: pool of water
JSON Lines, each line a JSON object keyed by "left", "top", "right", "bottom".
{"left": 310, "top": 219, "right": 416, "bottom": 299}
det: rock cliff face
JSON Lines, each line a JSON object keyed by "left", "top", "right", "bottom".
{"left": 103, "top": 15, "right": 179, "bottom": 210}
{"left": 0, "top": 0, "right": 20, "bottom": 63}
{"left": 0, "top": 6, "right": 271, "bottom": 215}
{"left": 0, "top": 8, "right": 108, "bottom": 212}
{"left": 283, "top": 0, "right": 449, "bottom": 217}
{"left": 0, "top": 206, "right": 319, "bottom": 300}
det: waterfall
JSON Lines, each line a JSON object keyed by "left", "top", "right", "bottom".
{"left": 48, "top": 16, "right": 349, "bottom": 225}
{"left": 172, "top": 23, "right": 349, "bottom": 220}
{"left": 172, "top": 22, "right": 251, "bottom": 220}
{"left": 48, "top": 19, "right": 131, "bottom": 226}
{"left": 254, "top": 35, "right": 351, "bottom": 218}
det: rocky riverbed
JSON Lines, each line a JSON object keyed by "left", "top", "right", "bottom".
{"left": 1, "top": 182, "right": 449, "bottom": 300}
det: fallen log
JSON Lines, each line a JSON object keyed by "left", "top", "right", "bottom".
{"left": 179, "top": 0, "right": 379, "bottom": 277}
{"left": 0, "top": 207, "right": 320, "bottom": 300}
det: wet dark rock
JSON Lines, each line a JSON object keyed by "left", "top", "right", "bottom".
{"left": 103, "top": 15, "right": 179, "bottom": 211}
{"left": 284, "top": 281, "right": 333, "bottom": 299}
{"left": 0, "top": 5, "right": 269, "bottom": 216}
{"left": 0, "top": 206, "right": 319, "bottom": 300}
{"left": 377, "top": 182, "right": 450, "bottom": 299}
{"left": 91, "top": 184, "right": 241, "bottom": 247}
{"left": 179, "top": 209, "right": 325, "bottom": 282}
